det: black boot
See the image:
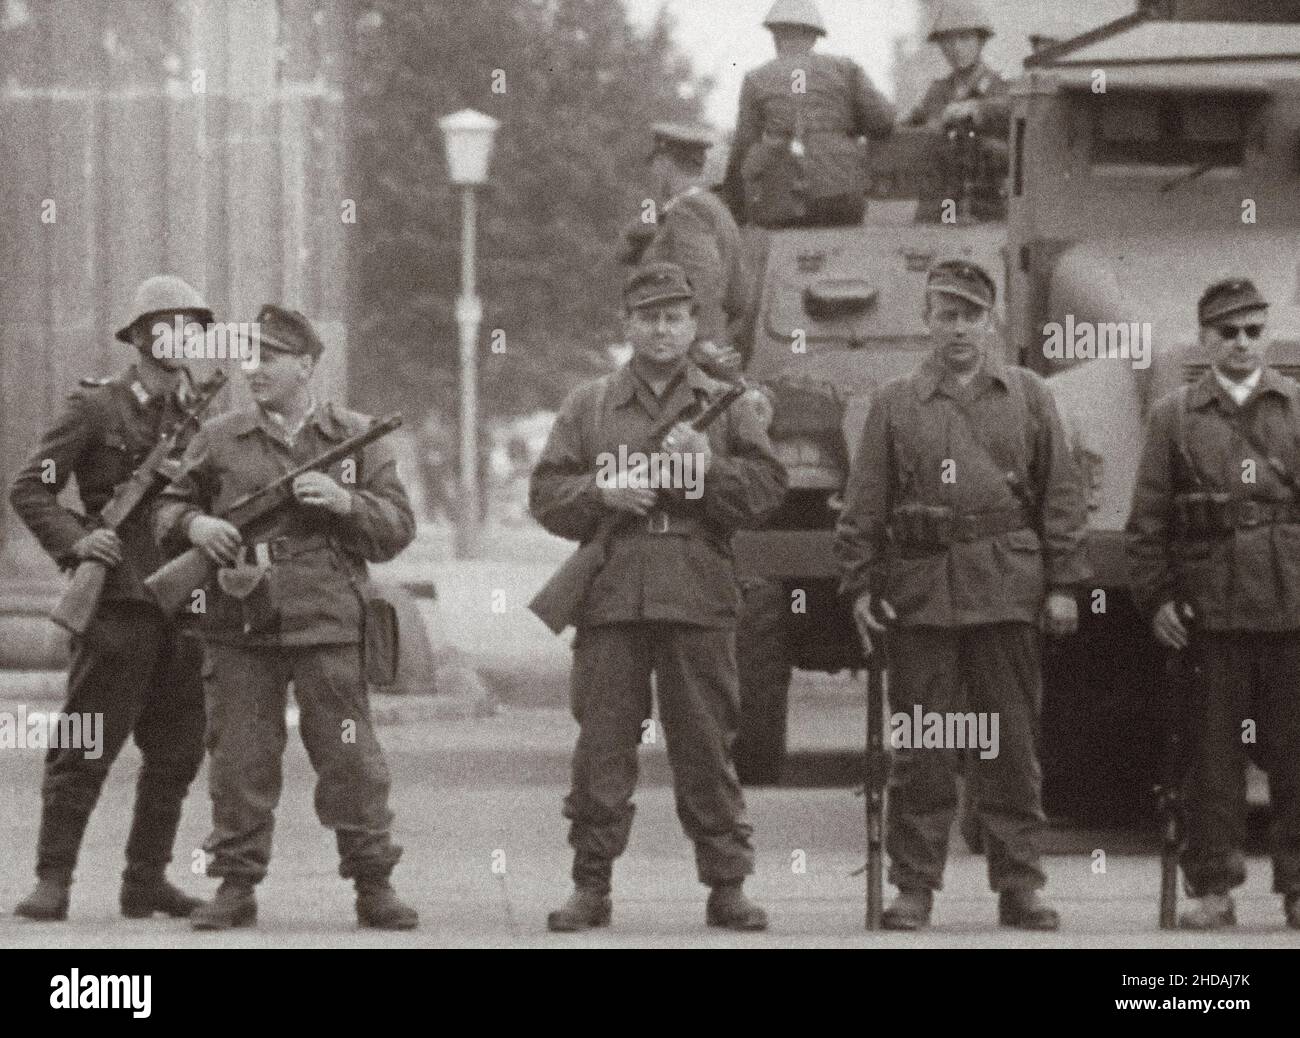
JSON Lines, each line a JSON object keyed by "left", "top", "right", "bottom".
{"left": 190, "top": 879, "right": 257, "bottom": 931}
{"left": 882, "top": 888, "right": 933, "bottom": 931}
{"left": 547, "top": 887, "right": 612, "bottom": 932}
{"left": 706, "top": 882, "right": 769, "bottom": 931}
{"left": 355, "top": 878, "right": 419, "bottom": 930}
{"left": 121, "top": 873, "right": 203, "bottom": 919}
{"left": 999, "top": 889, "right": 1060, "bottom": 931}
{"left": 14, "top": 874, "right": 71, "bottom": 922}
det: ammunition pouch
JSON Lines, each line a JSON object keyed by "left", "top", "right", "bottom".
{"left": 1173, "top": 494, "right": 1300, "bottom": 537}
{"left": 362, "top": 595, "right": 400, "bottom": 687}
{"left": 891, "top": 504, "right": 1030, "bottom": 555}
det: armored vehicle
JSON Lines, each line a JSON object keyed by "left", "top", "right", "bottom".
{"left": 732, "top": 0, "right": 1300, "bottom": 824}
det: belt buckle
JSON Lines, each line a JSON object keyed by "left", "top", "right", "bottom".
{"left": 265, "top": 536, "right": 291, "bottom": 562}
{"left": 646, "top": 511, "right": 670, "bottom": 534}
{"left": 1236, "top": 501, "right": 1263, "bottom": 528}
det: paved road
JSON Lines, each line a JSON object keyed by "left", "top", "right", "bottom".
{"left": 1, "top": 707, "right": 1295, "bottom": 949}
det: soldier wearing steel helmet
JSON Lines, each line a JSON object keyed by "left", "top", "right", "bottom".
{"left": 904, "top": 0, "right": 1008, "bottom": 133}
{"left": 720, "top": 0, "right": 895, "bottom": 229}
{"left": 9, "top": 275, "right": 214, "bottom": 923}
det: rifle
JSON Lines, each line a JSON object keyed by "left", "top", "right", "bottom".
{"left": 50, "top": 369, "right": 229, "bottom": 636}
{"left": 528, "top": 381, "right": 746, "bottom": 635}
{"left": 144, "top": 413, "right": 403, "bottom": 615}
{"left": 1157, "top": 602, "right": 1195, "bottom": 930}
{"left": 864, "top": 613, "right": 890, "bottom": 930}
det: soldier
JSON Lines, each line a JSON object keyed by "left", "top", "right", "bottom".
{"left": 9, "top": 275, "right": 212, "bottom": 922}
{"left": 153, "top": 305, "right": 419, "bottom": 931}
{"left": 640, "top": 122, "right": 753, "bottom": 371}
{"left": 835, "top": 259, "right": 1090, "bottom": 931}
{"left": 1127, "top": 278, "right": 1300, "bottom": 931}
{"left": 904, "top": 0, "right": 1007, "bottom": 132}
{"left": 720, "top": 0, "right": 895, "bottom": 230}
{"left": 905, "top": 1, "right": 1008, "bottom": 224}
{"left": 530, "top": 262, "right": 787, "bottom": 932}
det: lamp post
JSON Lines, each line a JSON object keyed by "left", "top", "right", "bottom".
{"left": 438, "top": 108, "right": 500, "bottom": 559}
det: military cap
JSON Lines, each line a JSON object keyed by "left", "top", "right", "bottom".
{"left": 928, "top": 0, "right": 995, "bottom": 42}
{"left": 1198, "top": 277, "right": 1268, "bottom": 326}
{"left": 762, "top": 0, "right": 827, "bottom": 36}
{"left": 648, "top": 121, "right": 715, "bottom": 168}
{"left": 250, "top": 303, "right": 325, "bottom": 359}
{"left": 115, "top": 274, "right": 212, "bottom": 343}
{"left": 624, "top": 262, "right": 695, "bottom": 311}
{"left": 926, "top": 258, "right": 996, "bottom": 309}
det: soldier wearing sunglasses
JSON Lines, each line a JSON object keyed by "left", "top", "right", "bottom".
{"left": 1127, "top": 277, "right": 1300, "bottom": 931}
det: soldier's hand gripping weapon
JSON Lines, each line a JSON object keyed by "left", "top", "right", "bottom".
{"left": 49, "top": 369, "right": 229, "bottom": 636}
{"left": 1157, "top": 601, "right": 1195, "bottom": 930}
{"left": 528, "top": 381, "right": 746, "bottom": 635}
{"left": 144, "top": 414, "right": 403, "bottom": 615}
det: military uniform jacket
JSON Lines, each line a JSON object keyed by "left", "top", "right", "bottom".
{"left": 721, "top": 52, "right": 895, "bottom": 219}
{"left": 835, "top": 353, "right": 1090, "bottom": 627}
{"left": 9, "top": 364, "right": 195, "bottom": 606}
{"left": 905, "top": 61, "right": 1009, "bottom": 136}
{"left": 154, "top": 401, "right": 415, "bottom": 645}
{"left": 642, "top": 186, "right": 751, "bottom": 350}
{"left": 1126, "top": 367, "right": 1300, "bottom": 632}
{"left": 529, "top": 361, "right": 787, "bottom": 628}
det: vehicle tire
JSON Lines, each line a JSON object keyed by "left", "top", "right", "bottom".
{"left": 733, "top": 579, "right": 793, "bottom": 786}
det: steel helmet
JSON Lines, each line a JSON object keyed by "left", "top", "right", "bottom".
{"left": 762, "top": 0, "right": 827, "bottom": 37}
{"left": 115, "top": 274, "right": 212, "bottom": 343}
{"left": 928, "top": 0, "right": 995, "bottom": 42}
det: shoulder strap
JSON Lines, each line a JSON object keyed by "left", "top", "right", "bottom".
{"left": 1172, "top": 384, "right": 1201, "bottom": 488}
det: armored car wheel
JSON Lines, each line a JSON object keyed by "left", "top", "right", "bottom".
{"left": 734, "top": 579, "right": 793, "bottom": 785}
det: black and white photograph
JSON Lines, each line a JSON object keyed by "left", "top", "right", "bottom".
{"left": 1, "top": 0, "right": 1298, "bottom": 1010}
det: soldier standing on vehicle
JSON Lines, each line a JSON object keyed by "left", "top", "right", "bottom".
{"left": 640, "top": 122, "right": 754, "bottom": 372}
{"left": 905, "top": 1, "right": 1008, "bottom": 224}
{"left": 529, "top": 263, "right": 786, "bottom": 933}
{"left": 153, "top": 305, "right": 419, "bottom": 932}
{"left": 904, "top": 1, "right": 1007, "bottom": 133}
{"left": 9, "top": 275, "right": 213, "bottom": 923}
{"left": 1127, "top": 278, "right": 1300, "bottom": 931}
{"left": 835, "top": 259, "right": 1090, "bottom": 931}
{"left": 720, "top": 0, "right": 895, "bottom": 229}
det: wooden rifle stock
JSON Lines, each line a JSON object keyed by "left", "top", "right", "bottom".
{"left": 50, "top": 369, "right": 228, "bottom": 636}
{"left": 144, "top": 413, "right": 403, "bottom": 616}
{"left": 528, "top": 381, "right": 745, "bottom": 635}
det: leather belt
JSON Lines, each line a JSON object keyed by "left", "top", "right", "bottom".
{"left": 250, "top": 533, "right": 333, "bottom": 563}
{"left": 1230, "top": 499, "right": 1300, "bottom": 528}
{"left": 623, "top": 510, "right": 710, "bottom": 537}
{"left": 948, "top": 509, "right": 1032, "bottom": 543}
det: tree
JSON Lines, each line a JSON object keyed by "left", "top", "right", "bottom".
{"left": 349, "top": 0, "right": 710, "bottom": 425}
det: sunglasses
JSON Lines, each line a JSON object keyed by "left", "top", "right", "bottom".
{"left": 1216, "top": 324, "right": 1264, "bottom": 341}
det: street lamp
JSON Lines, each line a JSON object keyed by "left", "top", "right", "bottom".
{"left": 439, "top": 108, "right": 500, "bottom": 559}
